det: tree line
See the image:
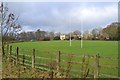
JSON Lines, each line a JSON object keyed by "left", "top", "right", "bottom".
{"left": 15, "top": 22, "right": 119, "bottom": 42}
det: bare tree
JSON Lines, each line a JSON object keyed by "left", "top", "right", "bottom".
{"left": 0, "top": 3, "right": 22, "bottom": 45}
{"left": 91, "top": 28, "right": 99, "bottom": 40}
{"left": 73, "top": 30, "right": 81, "bottom": 40}
{"left": 49, "top": 31, "right": 55, "bottom": 40}
{"left": 73, "top": 30, "right": 81, "bottom": 35}
{"left": 83, "top": 30, "right": 89, "bottom": 40}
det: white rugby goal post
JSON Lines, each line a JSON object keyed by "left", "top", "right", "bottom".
{"left": 69, "top": 16, "right": 83, "bottom": 48}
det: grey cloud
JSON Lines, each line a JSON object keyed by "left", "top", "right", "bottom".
{"left": 7, "top": 2, "right": 117, "bottom": 33}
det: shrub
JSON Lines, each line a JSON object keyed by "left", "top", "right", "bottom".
{"left": 44, "top": 37, "right": 50, "bottom": 41}
{"left": 54, "top": 36, "right": 60, "bottom": 40}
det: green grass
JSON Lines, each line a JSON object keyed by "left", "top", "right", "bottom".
{"left": 10, "top": 40, "right": 118, "bottom": 57}
{"left": 9, "top": 40, "right": 118, "bottom": 78}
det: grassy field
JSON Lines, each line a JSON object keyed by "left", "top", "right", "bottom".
{"left": 9, "top": 40, "right": 118, "bottom": 78}
{"left": 10, "top": 40, "right": 118, "bottom": 57}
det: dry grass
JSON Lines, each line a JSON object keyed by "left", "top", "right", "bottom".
{"left": 2, "top": 56, "right": 67, "bottom": 78}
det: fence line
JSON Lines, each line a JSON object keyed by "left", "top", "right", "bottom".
{"left": 4, "top": 45, "right": 120, "bottom": 78}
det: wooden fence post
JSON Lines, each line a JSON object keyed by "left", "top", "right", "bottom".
{"left": 10, "top": 46, "right": 12, "bottom": 55}
{"left": 2, "top": 46, "right": 5, "bottom": 55}
{"left": 56, "top": 51, "right": 61, "bottom": 71}
{"left": 94, "top": 54, "right": 99, "bottom": 79}
{"left": 9, "top": 45, "right": 12, "bottom": 75}
{"left": 32, "top": 49, "right": 35, "bottom": 68}
{"left": 16, "top": 47, "right": 19, "bottom": 65}
{"left": 7, "top": 44, "right": 9, "bottom": 54}
{"left": 9, "top": 46, "right": 12, "bottom": 61}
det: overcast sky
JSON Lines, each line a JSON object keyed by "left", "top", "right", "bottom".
{"left": 7, "top": 2, "right": 118, "bottom": 33}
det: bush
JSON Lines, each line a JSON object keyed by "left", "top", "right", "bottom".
{"left": 54, "top": 36, "right": 60, "bottom": 40}
{"left": 44, "top": 37, "right": 51, "bottom": 41}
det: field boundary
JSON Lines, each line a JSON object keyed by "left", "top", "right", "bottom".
{"left": 3, "top": 45, "right": 120, "bottom": 78}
